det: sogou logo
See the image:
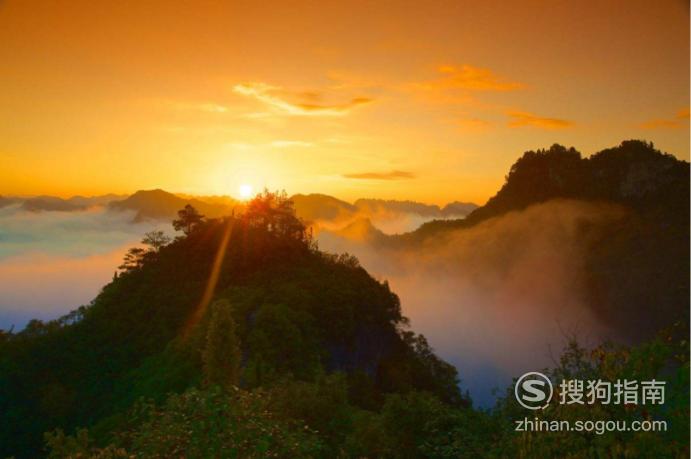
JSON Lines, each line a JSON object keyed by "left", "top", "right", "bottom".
{"left": 515, "top": 372, "right": 553, "bottom": 410}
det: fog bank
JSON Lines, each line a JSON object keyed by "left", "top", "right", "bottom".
{"left": 318, "top": 200, "right": 627, "bottom": 406}
{"left": 0, "top": 205, "right": 166, "bottom": 329}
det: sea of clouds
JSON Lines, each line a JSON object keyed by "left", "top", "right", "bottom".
{"left": 0, "top": 204, "right": 168, "bottom": 330}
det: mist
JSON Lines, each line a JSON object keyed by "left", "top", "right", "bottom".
{"left": 0, "top": 198, "right": 629, "bottom": 406}
{"left": 317, "top": 199, "right": 628, "bottom": 406}
{"left": 0, "top": 204, "right": 167, "bottom": 330}
{"left": 310, "top": 208, "right": 469, "bottom": 236}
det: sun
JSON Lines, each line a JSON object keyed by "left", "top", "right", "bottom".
{"left": 238, "top": 184, "right": 253, "bottom": 200}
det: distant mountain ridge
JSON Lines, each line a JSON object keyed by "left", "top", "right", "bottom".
{"left": 290, "top": 193, "right": 357, "bottom": 222}
{"left": 107, "top": 189, "right": 240, "bottom": 222}
{"left": 292, "top": 194, "right": 477, "bottom": 221}
{"left": 0, "top": 195, "right": 19, "bottom": 209}
{"left": 4, "top": 189, "right": 477, "bottom": 234}
{"left": 354, "top": 198, "right": 477, "bottom": 218}
{"left": 0, "top": 194, "right": 125, "bottom": 211}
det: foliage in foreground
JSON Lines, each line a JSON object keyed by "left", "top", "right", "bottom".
{"left": 44, "top": 329, "right": 688, "bottom": 459}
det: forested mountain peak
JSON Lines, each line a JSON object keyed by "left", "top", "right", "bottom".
{"left": 466, "top": 140, "right": 688, "bottom": 225}
{"left": 108, "top": 188, "right": 238, "bottom": 221}
{"left": 0, "top": 191, "right": 462, "bottom": 457}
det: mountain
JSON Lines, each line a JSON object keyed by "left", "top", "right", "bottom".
{"left": 0, "top": 145, "right": 687, "bottom": 458}
{"left": 387, "top": 141, "right": 687, "bottom": 245}
{"left": 65, "top": 194, "right": 125, "bottom": 207}
{"left": 361, "top": 140, "right": 689, "bottom": 341}
{"left": 176, "top": 193, "right": 240, "bottom": 208}
{"left": 11, "top": 194, "right": 124, "bottom": 212}
{"left": 291, "top": 193, "right": 357, "bottom": 222}
{"left": 290, "top": 194, "right": 478, "bottom": 236}
{"left": 354, "top": 199, "right": 477, "bottom": 218}
{"left": 354, "top": 199, "right": 441, "bottom": 217}
{"left": 464, "top": 140, "right": 687, "bottom": 226}
{"left": 21, "top": 196, "right": 87, "bottom": 212}
{"left": 441, "top": 201, "right": 478, "bottom": 216}
{"left": 108, "top": 189, "right": 239, "bottom": 222}
{"left": 0, "top": 193, "right": 462, "bottom": 457}
{"left": 0, "top": 195, "right": 19, "bottom": 209}
{"left": 334, "top": 217, "right": 386, "bottom": 243}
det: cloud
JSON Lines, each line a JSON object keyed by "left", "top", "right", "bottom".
{"left": 507, "top": 111, "right": 573, "bottom": 129}
{"left": 233, "top": 82, "right": 373, "bottom": 117}
{"left": 639, "top": 107, "right": 690, "bottom": 129}
{"left": 343, "top": 170, "right": 416, "bottom": 180}
{"left": 416, "top": 65, "right": 524, "bottom": 92}
{"left": 0, "top": 204, "right": 168, "bottom": 259}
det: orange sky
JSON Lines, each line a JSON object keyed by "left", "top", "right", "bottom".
{"left": 1, "top": 0, "right": 688, "bottom": 204}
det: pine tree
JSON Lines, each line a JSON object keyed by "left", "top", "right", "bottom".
{"left": 202, "top": 299, "right": 241, "bottom": 389}
{"left": 173, "top": 204, "right": 204, "bottom": 235}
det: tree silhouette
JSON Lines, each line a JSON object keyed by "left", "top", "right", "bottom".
{"left": 244, "top": 190, "right": 307, "bottom": 241}
{"left": 141, "top": 230, "right": 171, "bottom": 252}
{"left": 202, "top": 299, "right": 241, "bottom": 389}
{"left": 118, "top": 247, "right": 146, "bottom": 272}
{"left": 173, "top": 204, "right": 205, "bottom": 235}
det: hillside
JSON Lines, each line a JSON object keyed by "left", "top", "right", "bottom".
{"left": 398, "top": 140, "right": 688, "bottom": 244}
{"left": 466, "top": 140, "right": 687, "bottom": 225}
{"left": 290, "top": 193, "right": 357, "bottom": 222}
{"left": 0, "top": 191, "right": 462, "bottom": 458}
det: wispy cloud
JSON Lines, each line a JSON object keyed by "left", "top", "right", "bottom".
{"left": 416, "top": 65, "right": 524, "bottom": 92}
{"left": 233, "top": 82, "right": 373, "bottom": 117}
{"left": 639, "top": 107, "right": 690, "bottom": 129}
{"left": 507, "top": 111, "right": 572, "bottom": 129}
{"left": 168, "top": 101, "right": 229, "bottom": 113}
{"left": 343, "top": 170, "right": 415, "bottom": 180}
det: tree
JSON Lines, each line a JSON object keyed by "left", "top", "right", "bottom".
{"left": 173, "top": 204, "right": 205, "bottom": 235}
{"left": 244, "top": 190, "right": 307, "bottom": 241}
{"left": 118, "top": 247, "right": 146, "bottom": 272}
{"left": 202, "top": 299, "right": 241, "bottom": 389}
{"left": 141, "top": 230, "right": 171, "bottom": 252}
